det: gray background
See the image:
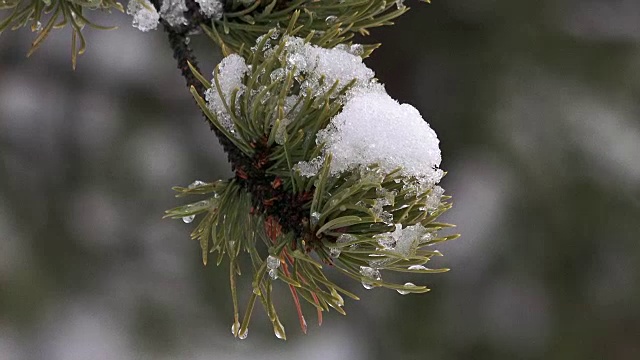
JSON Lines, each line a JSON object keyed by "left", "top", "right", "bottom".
{"left": 1, "top": 1, "right": 639, "bottom": 359}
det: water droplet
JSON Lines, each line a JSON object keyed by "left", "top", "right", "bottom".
{"left": 274, "top": 325, "right": 286, "bottom": 339}
{"left": 310, "top": 212, "right": 320, "bottom": 227}
{"left": 266, "top": 255, "right": 280, "bottom": 270}
{"left": 362, "top": 281, "right": 374, "bottom": 290}
{"left": 408, "top": 265, "right": 426, "bottom": 271}
{"left": 231, "top": 321, "right": 240, "bottom": 336}
{"left": 184, "top": 36, "right": 190, "bottom": 45}
{"left": 325, "top": 15, "right": 338, "bottom": 25}
{"left": 238, "top": 327, "right": 248, "bottom": 339}
{"left": 268, "top": 268, "right": 279, "bottom": 280}
{"left": 339, "top": 205, "right": 347, "bottom": 211}
{"left": 35, "top": 21, "right": 42, "bottom": 32}
{"left": 182, "top": 215, "right": 195, "bottom": 223}
{"left": 395, "top": 0, "right": 406, "bottom": 10}
{"left": 397, "top": 282, "right": 415, "bottom": 295}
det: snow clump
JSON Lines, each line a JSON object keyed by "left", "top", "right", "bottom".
{"left": 204, "top": 54, "right": 249, "bottom": 134}
{"left": 304, "top": 91, "right": 443, "bottom": 186}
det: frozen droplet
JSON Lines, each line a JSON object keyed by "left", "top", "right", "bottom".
{"left": 397, "top": 282, "right": 415, "bottom": 295}
{"left": 231, "top": 321, "right": 241, "bottom": 336}
{"left": 349, "top": 44, "right": 364, "bottom": 56}
{"left": 184, "top": 36, "right": 191, "bottom": 45}
{"left": 419, "top": 232, "right": 434, "bottom": 244}
{"left": 329, "top": 247, "right": 341, "bottom": 258}
{"left": 425, "top": 185, "right": 445, "bottom": 211}
{"left": 395, "top": 0, "right": 406, "bottom": 10}
{"left": 376, "top": 234, "right": 396, "bottom": 250}
{"left": 34, "top": 21, "right": 43, "bottom": 32}
{"left": 380, "top": 211, "right": 394, "bottom": 224}
{"left": 337, "top": 234, "right": 355, "bottom": 244}
{"left": 359, "top": 266, "right": 381, "bottom": 289}
{"left": 266, "top": 255, "right": 281, "bottom": 270}
{"left": 270, "top": 68, "right": 286, "bottom": 82}
{"left": 325, "top": 15, "right": 338, "bottom": 25}
{"left": 310, "top": 212, "right": 320, "bottom": 227}
{"left": 188, "top": 180, "right": 206, "bottom": 189}
{"left": 369, "top": 258, "right": 389, "bottom": 269}
{"left": 182, "top": 215, "right": 195, "bottom": 223}
{"left": 408, "top": 265, "right": 427, "bottom": 271}
{"left": 268, "top": 268, "right": 279, "bottom": 280}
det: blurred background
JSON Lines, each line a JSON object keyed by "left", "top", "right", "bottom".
{"left": 1, "top": 1, "right": 639, "bottom": 359}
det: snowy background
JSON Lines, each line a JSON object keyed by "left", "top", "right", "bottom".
{"left": 1, "top": 1, "right": 640, "bottom": 359}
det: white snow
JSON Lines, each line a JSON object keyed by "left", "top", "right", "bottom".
{"left": 277, "top": 36, "right": 377, "bottom": 98}
{"left": 127, "top": 0, "right": 160, "bottom": 32}
{"left": 205, "top": 54, "right": 249, "bottom": 134}
{"left": 297, "top": 91, "right": 443, "bottom": 186}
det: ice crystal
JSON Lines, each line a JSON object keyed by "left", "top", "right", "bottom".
{"left": 266, "top": 255, "right": 281, "bottom": 270}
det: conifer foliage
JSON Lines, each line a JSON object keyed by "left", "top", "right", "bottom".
{"left": 1, "top": 0, "right": 458, "bottom": 340}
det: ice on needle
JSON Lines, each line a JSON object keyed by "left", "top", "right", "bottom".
{"left": 127, "top": 0, "right": 160, "bottom": 32}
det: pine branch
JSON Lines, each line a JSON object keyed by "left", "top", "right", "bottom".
{"left": 3, "top": 0, "right": 456, "bottom": 340}
{"left": 155, "top": 0, "right": 311, "bottom": 239}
